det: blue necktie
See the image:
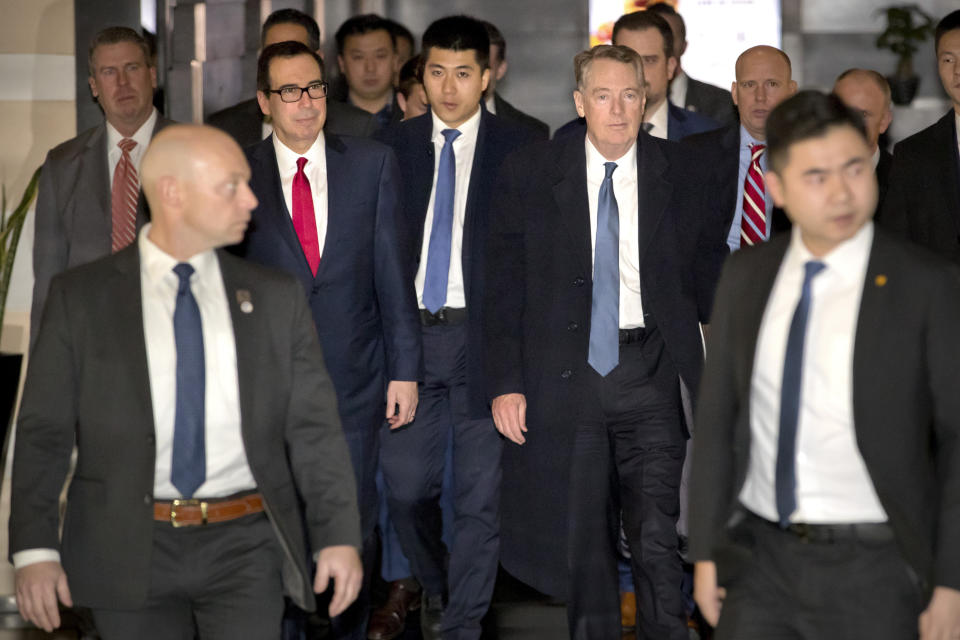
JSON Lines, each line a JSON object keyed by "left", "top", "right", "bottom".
{"left": 776, "top": 260, "right": 826, "bottom": 527}
{"left": 171, "top": 263, "right": 206, "bottom": 498}
{"left": 588, "top": 162, "right": 620, "bottom": 377}
{"left": 422, "top": 128, "right": 461, "bottom": 314}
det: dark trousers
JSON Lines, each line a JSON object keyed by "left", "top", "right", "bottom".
{"left": 715, "top": 511, "right": 925, "bottom": 639}
{"left": 567, "top": 330, "right": 687, "bottom": 640}
{"left": 92, "top": 513, "right": 284, "bottom": 640}
{"left": 380, "top": 323, "right": 503, "bottom": 640}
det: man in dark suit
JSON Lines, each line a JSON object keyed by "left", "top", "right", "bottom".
{"left": 480, "top": 20, "right": 549, "bottom": 139}
{"left": 234, "top": 41, "right": 421, "bottom": 639}
{"left": 331, "top": 14, "right": 402, "bottom": 131}
{"left": 377, "top": 17, "right": 535, "bottom": 640}
{"left": 690, "top": 90, "right": 960, "bottom": 639}
{"left": 32, "top": 26, "right": 174, "bottom": 345}
{"left": 647, "top": 2, "right": 737, "bottom": 126}
{"left": 833, "top": 68, "right": 894, "bottom": 211}
{"left": 683, "top": 45, "right": 797, "bottom": 252}
{"left": 553, "top": 11, "right": 718, "bottom": 142}
{"left": 11, "top": 124, "right": 362, "bottom": 639}
{"left": 485, "top": 44, "right": 726, "bottom": 640}
{"left": 207, "top": 9, "right": 376, "bottom": 148}
{"left": 881, "top": 10, "right": 960, "bottom": 262}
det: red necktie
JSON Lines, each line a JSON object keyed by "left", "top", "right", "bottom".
{"left": 111, "top": 138, "right": 138, "bottom": 252}
{"left": 292, "top": 156, "right": 321, "bottom": 275}
{"left": 740, "top": 143, "right": 766, "bottom": 246}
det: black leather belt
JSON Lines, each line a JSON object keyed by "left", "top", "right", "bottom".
{"left": 744, "top": 509, "right": 894, "bottom": 544}
{"left": 420, "top": 307, "right": 467, "bottom": 326}
{"left": 618, "top": 327, "right": 647, "bottom": 344}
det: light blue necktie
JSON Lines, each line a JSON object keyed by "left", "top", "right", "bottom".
{"left": 776, "top": 260, "right": 826, "bottom": 527}
{"left": 422, "top": 128, "right": 461, "bottom": 313}
{"left": 588, "top": 162, "right": 620, "bottom": 377}
{"left": 171, "top": 263, "right": 206, "bottom": 498}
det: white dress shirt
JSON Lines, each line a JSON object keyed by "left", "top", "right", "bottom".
{"left": 485, "top": 95, "right": 497, "bottom": 115}
{"left": 273, "top": 132, "right": 329, "bottom": 259}
{"left": 414, "top": 106, "right": 481, "bottom": 310}
{"left": 14, "top": 227, "right": 258, "bottom": 569}
{"left": 644, "top": 101, "right": 669, "bottom": 140}
{"left": 585, "top": 137, "right": 645, "bottom": 328}
{"left": 739, "top": 222, "right": 887, "bottom": 524}
{"left": 106, "top": 108, "right": 158, "bottom": 189}
{"left": 669, "top": 69, "right": 689, "bottom": 111}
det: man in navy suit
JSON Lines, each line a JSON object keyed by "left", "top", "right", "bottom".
{"left": 554, "top": 11, "right": 718, "bottom": 142}
{"left": 233, "top": 41, "right": 422, "bottom": 639}
{"left": 377, "top": 16, "right": 534, "bottom": 640}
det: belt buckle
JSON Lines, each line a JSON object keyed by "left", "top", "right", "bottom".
{"left": 170, "top": 498, "right": 207, "bottom": 527}
{"left": 791, "top": 522, "right": 811, "bottom": 543}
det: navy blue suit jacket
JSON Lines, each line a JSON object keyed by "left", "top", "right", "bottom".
{"left": 553, "top": 101, "right": 719, "bottom": 142}
{"left": 377, "top": 108, "right": 534, "bottom": 418}
{"left": 235, "top": 134, "right": 422, "bottom": 428}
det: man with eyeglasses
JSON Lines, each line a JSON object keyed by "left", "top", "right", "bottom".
{"left": 233, "top": 41, "right": 422, "bottom": 640}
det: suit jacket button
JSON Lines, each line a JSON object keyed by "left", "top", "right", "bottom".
{"left": 567, "top": 321, "right": 579, "bottom": 331}
{"left": 143, "top": 494, "right": 152, "bottom": 505}
{"left": 573, "top": 277, "right": 585, "bottom": 287}
{"left": 560, "top": 369, "right": 573, "bottom": 379}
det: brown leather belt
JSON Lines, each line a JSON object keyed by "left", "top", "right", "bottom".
{"left": 154, "top": 493, "right": 264, "bottom": 527}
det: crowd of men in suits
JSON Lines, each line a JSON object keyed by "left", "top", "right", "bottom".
{"left": 10, "top": 3, "right": 960, "bottom": 640}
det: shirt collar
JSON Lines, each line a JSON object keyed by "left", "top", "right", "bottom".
{"left": 138, "top": 223, "right": 219, "bottom": 287}
{"left": 670, "top": 69, "right": 688, "bottom": 104}
{"left": 645, "top": 100, "right": 669, "bottom": 139}
{"left": 740, "top": 124, "right": 765, "bottom": 149}
{"left": 585, "top": 135, "right": 637, "bottom": 182}
{"left": 272, "top": 130, "right": 325, "bottom": 175}
{"left": 786, "top": 220, "right": 874, "bottom": 285}
{"left": 106, "top": 108, "right": 158, "bottom": 153}
{"left": 871, "top": 146, "right": 880, "bottom": 170}
{"left": 430, "top": 104, "right": 482, "bottom": 144}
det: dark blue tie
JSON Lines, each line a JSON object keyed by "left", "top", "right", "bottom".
{"left": 588, "top": 162, "right": 620, "bottom": 376}
{"left": 171, "top": 263, "right": 206, "bottom": 498}
{"left": 422, "top": 128, "right": 461, "bottom": 313}
{"left": 776, "top": 260, "right": 826, "bottom": 527}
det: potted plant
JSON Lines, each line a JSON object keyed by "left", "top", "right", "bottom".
{"left": 0, "top": 167, "right": 40, "bottom": 444}
{"left": 876, "top": 4, "right": 936, "bottom": 105}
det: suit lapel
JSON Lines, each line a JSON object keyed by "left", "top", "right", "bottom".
{"left": 217, "top": 252, "right": 256, "bottom": 440}
{"left": 940, "top": 113, "right": 960, "bottom": 235}
{"left": 461, "top": 109, "right": 493, "bottom": 299}
{"left": 112, "top": 247, "right": 156, "bottom": 435}
{"left": 409, "top": 114, "right": 436, "bottom": 255}
{"left": 851, "top": 231, "right": 890, "bottom": 445}
{"left": 636, "top": 134, "right": 671, "bottom": 266}
{"left": 552, "top": 135, "right": 592, "bottom": 278}
{"left": 79, "top": 124, "right": 111, "bottom": 226}
{"left": 320, "top": 134, "right": 352, "bottom": 281}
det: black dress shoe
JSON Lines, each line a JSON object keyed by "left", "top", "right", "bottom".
{"left": 420, "top": 592, "right": 445, "bottom": 640}
{"left": 367, "top": 578, "right": 421, "bottom": 640}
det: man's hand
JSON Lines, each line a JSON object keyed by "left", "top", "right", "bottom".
{"left": 386, "top": 380, "right": 418, "bottom": 429}
{"left": 920, "top": 586, "right": 960, "bottom": 639}
{"left": 492, "top": 393, "right": 527, "bottom": 445}
{"left": 15, "top": 561, "right": 72, "bottom": 632}
{"left": 694, "top": 560, "right": 726, "bottom": 629}
{"left": 314, "top": 545, "right": 363, "bottom": 617}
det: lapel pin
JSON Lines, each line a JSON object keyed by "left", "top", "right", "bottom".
{"left": 236, "top": 289, "right": 253, "bottom": 313}
{"left": 874, "top": 274, "right": 887, "bottom": 287}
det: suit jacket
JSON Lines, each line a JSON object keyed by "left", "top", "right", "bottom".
{"left": 682, "top": 123, "right": 791, "bottom": 243}
{"left": 879, "top": 110, "right": 960, "bottom": 263}
{"left": 207, "top": 98, "right": 378, "bottom": 149}
{"left": 31, "top": 116, "right": 174, "bottom": 344}
{"left": 484, "top": 131, "right": 727, "bottom": 597}
{"left": 874, "top": 147, "right": 894, "bottom": 223}
{"left": 378, "top": 108, "right": 535, "bottom": 418}
{"left": 234, "top": 134, "right": 422, "bottom": 427}
{"left": 552, "top": 101, "right": 719, "bottom": 142}
{"left": 493, "top": 92, "right": 549, "bottom": 139}
{"left": 684, "top": 75, "right": 738, "bottom": 126}
{"left": 10, "top": 247, "right": 361, "bottom": 611}
{"left": 688, "top": 229, "right": 960, "bottom": 596}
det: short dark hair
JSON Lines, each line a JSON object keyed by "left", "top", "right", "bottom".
{"left": 335, "top": 14, "right": 395, "bottom": 55}
{"left": 646, "top": 3, "right": 686, "bottom": 44}
{"left": 88, "top": 26, "right": 152, "bottom": 76}
{"left": 935, "top": 9, "right": 960, "bottom": 55}
{"left": 385, "top": 18, "right": 415, "bottom": 52}
{"left": 420, "top": 15, "right": 490, "bottom": 72}
{"left": 257, "top": 41, "right": 325, "bottom": 93}
{"left": 482, "top": 20, "right": 506, "bottom": 60}
{"left": 766, "top": 90, "right": 868, "bottom": 173}
{"left": 398, "top": 54, "right": 422, "bottom": 98}
{"left": 574, "top": 44, "right": 644, "bottom": 92}
{"left": 612, "top": 10, "right": 674, "bottom": 59}
{"left": 261, "top": 8, "right": 321, "bottom": 52}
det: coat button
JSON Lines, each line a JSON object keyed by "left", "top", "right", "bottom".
{"left": 560, "top": 369, "right": 573, "bottom": 379}
{"left": 143, "top": 494, "right": 152, "bottom": 505}
{"left": 573, "top": 277, "right": 585, "bottom": 287}
{"left": 567, "top": 321, "right": 579, "bottom": 331}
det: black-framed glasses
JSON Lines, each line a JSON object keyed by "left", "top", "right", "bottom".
{"left": 267, "top": 82, "right": 328, "bottom": 103}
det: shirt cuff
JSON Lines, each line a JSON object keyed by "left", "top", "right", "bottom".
{"left": 12, "top": 549, "right": 60, "bottom": 570}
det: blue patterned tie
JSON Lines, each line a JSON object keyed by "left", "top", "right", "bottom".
{"left": 422, "top": 128, "right": 461, "bottom": 313}
{"left": 588, "top": 162, "right": 620, "bottom": 376}
{"left": 776, "top": 260, "right": 826, "bottom": 527}
{"left": 171, "top": 263, "right": 206, "bottom": 498}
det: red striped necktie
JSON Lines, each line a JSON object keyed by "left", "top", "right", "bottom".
{"left": 740, "top": 143, "right": 767, "bottom": 246}
{"left": 111, "top": 137, "right": 139, "bottom": 252}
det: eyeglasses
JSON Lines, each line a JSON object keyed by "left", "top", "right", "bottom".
{"left": 267, "top": 82, "right": 328, "bottom": 103}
